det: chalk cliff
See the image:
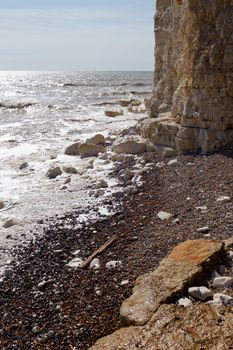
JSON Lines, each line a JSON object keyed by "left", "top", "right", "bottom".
{"left": 144, "top": 0, "right": 233, "bottom": 153}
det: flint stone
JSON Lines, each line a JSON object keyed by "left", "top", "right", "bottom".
{"left": 197, "top": 226, "right": 210, "bottom": 233}
{"left": 213, "top": 276, "right": 233, "bottom": 288}
{"left": 167, "top": 159, "right": 178, "bottom": 166}
{"left": 79, "top": 144, "right": 106, "bottom": 158}
{"left": 89, "top": 258, "right": 100, "bottom": 270}
{"left": 3, "top": 218, "right": 18, "bottom": 228}
{"left": 216, "top": 196, "right": 231, "bottom": 202}
{"left": 120, "top": 240, "right": 224, "bottom": 327}
{"left": 157, "top": 211, "right": 173, "bottom": 220}
{"left": 67, "top": 257, "right": 84, "bottom": 268}
{"left": 178, "top": 297, "right": 193, "bottom": 307}
{"left": 19, "top": 162, "right": 29, "bottom": 170}
{"left": 106, "top": 260, "right": 122, "bottom": 269}
{"left": 46, "top": 166, "right": 62, "bottom": 179}
{"left": 188, "top": 286, "right": 212, "bottom": 301}
{"left": 213, "top": 293, "right": 233, "bottom": 306}
{"left": 112, "top": 136, "right": 146, "bottom": 155}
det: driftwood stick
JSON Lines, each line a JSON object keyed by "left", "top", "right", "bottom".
{"left": 80, "top": 235, "right": 117, "bottom": 269}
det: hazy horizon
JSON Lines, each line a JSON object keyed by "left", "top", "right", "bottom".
{"left": 0, "top": 0, "right": 155, "bottom": 71}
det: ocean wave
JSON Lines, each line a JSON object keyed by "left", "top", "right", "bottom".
{"left": 0, "top": 102, "right": 37, "bottom": 110}
{"left": 63, "top": 82, "right": 98, "bottom": 88}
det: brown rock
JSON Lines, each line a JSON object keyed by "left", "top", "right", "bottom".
{"left": 120, "top": 240, "right": 224, "bottom": 326}
{"left": 65, "top": 142, "right": 81, "bottom": 156}
{"left": 79, "top": 143, "right": 106, "bottom": 158}
{"left": 90, "top": 304, "right": 233, "bottom": 350}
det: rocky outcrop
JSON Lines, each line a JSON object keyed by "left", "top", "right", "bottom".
{"left": 89, "top": 240, "right": 233, "bottom": 350}
{"left": 146, "top": 0, "right": 233, "bottom": 153}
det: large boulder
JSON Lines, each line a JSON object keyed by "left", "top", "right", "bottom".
{"left": 112, "top": 135, "right": 147, "bottom": 155}
{"left": 79, "top": 144, "right": 106, "bottom": 158}
{"left": 65, "top": 142, "right": 81, "bottom": 156}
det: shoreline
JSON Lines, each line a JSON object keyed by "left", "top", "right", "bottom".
{"left": 1, "top": 143, "right": 233, "bottom": 349}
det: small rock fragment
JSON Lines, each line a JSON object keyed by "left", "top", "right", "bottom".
{"left": 46, "top": 166, "right": 62, "bottom": 179}
{"left": 3, "top": 219, "right": 18, "bottom": 228}
{"left": 106, "top": 260, "right": 122, "bottom": 269}
{"left": 67, "top": 257, "right": 84, "bottom": 268}
{"left": 89, "top": 258, "right": 100, "bottom": 270}
{"left": 213, "top": 293, "right": 233, "bottom": 306}
{"left": 157, "top": 211, "right": 173, "bottom": 220}
{"left": 213, "top": 276, "right": 233, "bottom": 288}
{"left": 197, "top": 226, "right": 209, "bottom": 233}
{"left": 167, "top": 159, "right": 178, "bottom": 166}
{"left": 178, "top": 297, "right": 193, "bottom": 308}
{"left": 216, "top": 196, "right": 231, "bottom": 202}
{"left": 19, "top": 162, "right": 28, "bottom": 170}
{"left": 120, "top": 280, "right": 129, "bottom": 286}
{"left": 188, "top": 286, "right": 213, "bottom": 301}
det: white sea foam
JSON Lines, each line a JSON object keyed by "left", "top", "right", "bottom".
{"left": 0, "top": 71, "right": 152, "bottom": 268}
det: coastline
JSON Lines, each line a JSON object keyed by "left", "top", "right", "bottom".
{"left": 1, "top": 142, "right": 233, "bottom": 349}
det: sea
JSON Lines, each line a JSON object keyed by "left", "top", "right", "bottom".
{"left": 0, "top": 71, "right": 153, "bottom": 268}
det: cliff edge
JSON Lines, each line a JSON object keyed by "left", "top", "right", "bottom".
{"left": 143, "top": 0, "right": 233, "bottom": 153}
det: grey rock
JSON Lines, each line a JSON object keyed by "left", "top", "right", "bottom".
{"left": 213, "top": 276, "right": 233, "bottom": 288}
{"left": 46, "top": 166, "right": 62, "bottom": 179}
{"left": 188, "top": 286, "right": 213, "bottom": 301}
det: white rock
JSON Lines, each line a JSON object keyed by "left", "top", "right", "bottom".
{"left": 229, "top": 251, "right": 233, "bottom": 258}
{"left": 156, "top": 162, "right": 165, "bottom": 168}
{"left": 157, "top": 211, "right": 173, "bottom": 220}
{"left": 67, "top": 257, "right": 84, "bottom": 268}
{"left": 167, "top": 159, "right": 178, "bottom": 166}
{"left": 89, "top": 258, "right": 100, "bottom": 270}
{"left": 173, "top": 218, "right": 180, "bottom": 224}
{"left": 86, "top": 134, "right": 105, "bottom": 145}
{"left": 213, "top": 276, "right": 233, "bottom": 288}
{"left": 197, "top": 226, "right": 209, "bottom": 233}
{"left": 120, "top": 280, "right": 129, "bottom": 286}
{"left": 196, "top": 206, "right": 208, "bottom": 211}
{"left": 106, "top": 260, "right": 122, "bottom": 269}
{"left": 178, "top": 297, "right": 193, "bottom": 308}
{"left": 213, "top": 293, "right": 233, "bottom": 306}
{"left": 216, "top": 196, "right": 231, "bottom": 202}
{"left": 188, "top": 286, "right": 213, "bottom": 301}
{"left": 112, "top": 135, "right": 146, "bottom": 155}
{"left": 72, "top": 249, "right": 80, "bottom": 256}
{"left": 46, "top": 166, "right": 62, "bottom": 179}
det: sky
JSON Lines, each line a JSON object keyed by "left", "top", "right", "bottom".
{"left": 0, "top": 0, "right": 155, "bottom": 71}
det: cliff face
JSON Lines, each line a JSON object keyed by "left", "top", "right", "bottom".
{"left": 148, "top": 0, "right": 233, "bottom": 153}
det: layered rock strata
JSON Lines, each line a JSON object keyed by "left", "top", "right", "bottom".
{"left": 146, "top": 0, "right": 233, "bottom": 153}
